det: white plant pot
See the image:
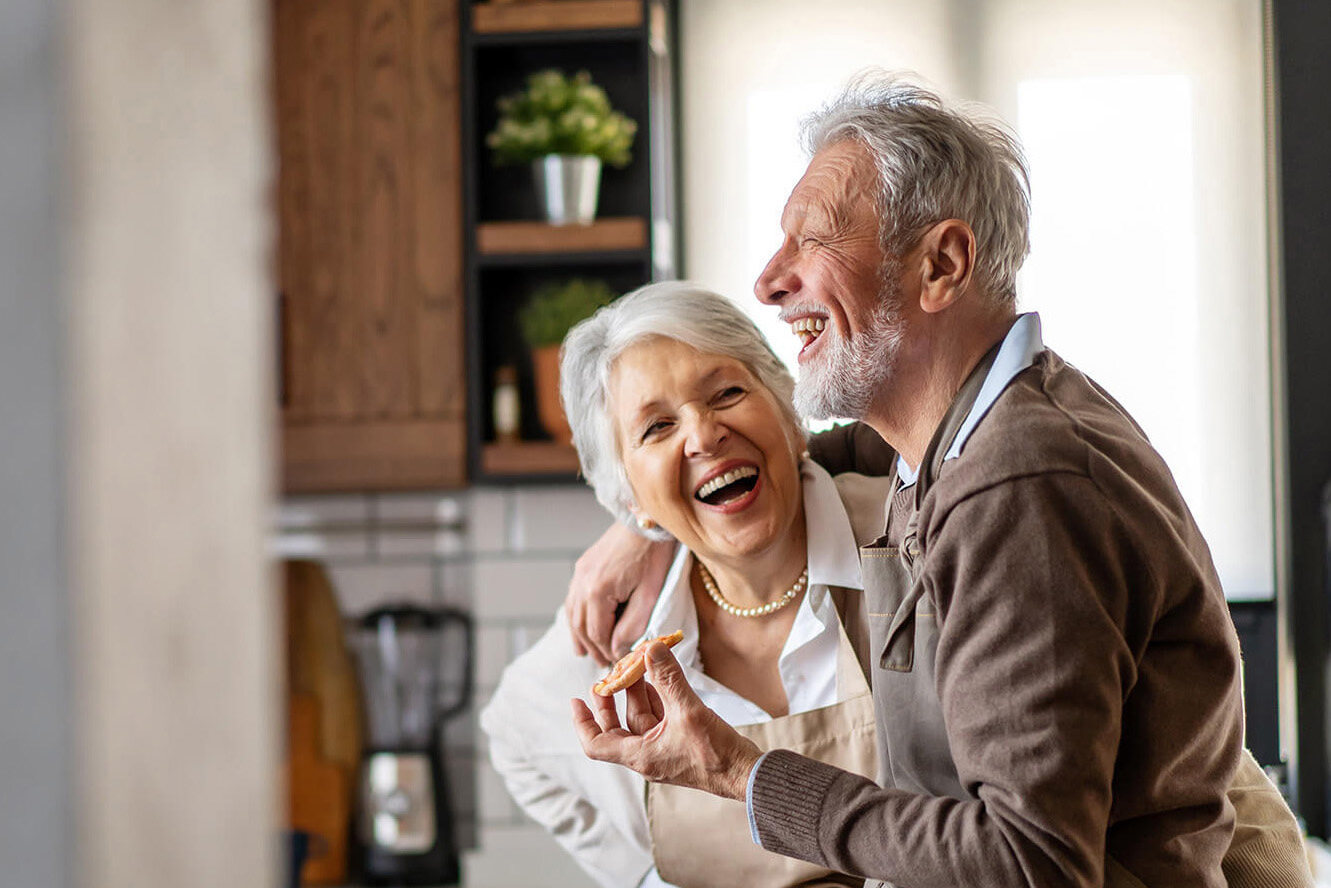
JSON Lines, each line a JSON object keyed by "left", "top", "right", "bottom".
{"left": 533, "top": 154, "right": 602, "bottom": 226}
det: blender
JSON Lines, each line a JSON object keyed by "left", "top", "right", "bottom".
{"left": 351, "top": 604, "right": 473, "bottom": 886}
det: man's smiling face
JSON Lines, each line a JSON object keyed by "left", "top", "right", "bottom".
{"left": 754, "top": 140, "right": 908, "bottom": 421}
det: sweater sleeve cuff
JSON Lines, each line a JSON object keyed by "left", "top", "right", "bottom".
{"left": 747, "top": 748, "right": 844, "bottom": 865}
{"left": 746, "top": 750, "right": 773, "bottom": 844}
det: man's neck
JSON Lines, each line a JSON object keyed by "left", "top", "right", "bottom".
{"left": 864, "top": 310, "right": 1016, "bottom": 469}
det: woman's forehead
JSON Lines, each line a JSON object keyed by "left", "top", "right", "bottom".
{"left": 608, "top": 339, "right": 751, "bottom": 408}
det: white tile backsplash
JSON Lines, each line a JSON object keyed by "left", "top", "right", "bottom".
{"left": 325, "top": 561, "right": 434, "bottom": 616}
{"left": 276, "top": 494, "right": 371, "bottom": 529}
{"left": 374, "top": 491, "right": 466, "bottom": 525}
{"left": 475, "top": 759, "right": 518, "bottom": 825}
{"left": 471, "top": 558, "right": 572, "bottom": 620}
{"left": 476, "top": 624, "right": 514, "bottom": 688}
{"left": 465, "top": 824, "right": 599, "bottom": 888}
{"left": 271, "top": 529, "right": 375, "bottom": 561}
{"left": 510, "top": 486, "right": 609, "bottom": 551}
{"left": 467, "top": 488, "right": 511, "bottom": 553}
{"left": 376, "top": 527, "right": 466, "bottom": 559}
{"left": 278, "top": 481, "right": 605, "bottom": 872}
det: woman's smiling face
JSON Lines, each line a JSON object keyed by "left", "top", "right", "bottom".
{"left": 608, "top": 337, "right": 805, "bottom": 564}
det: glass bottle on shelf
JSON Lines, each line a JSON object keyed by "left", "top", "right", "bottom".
{"left": 492, "top": 365, "right": 521, "bottom": 445}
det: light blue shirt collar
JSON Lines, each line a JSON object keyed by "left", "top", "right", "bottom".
{"left": 896, "top": 312, "right": 1045, "bottom": 487}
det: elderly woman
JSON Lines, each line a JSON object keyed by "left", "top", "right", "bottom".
{"left": 480, "top": 281, "right": 891, "bottom": 888}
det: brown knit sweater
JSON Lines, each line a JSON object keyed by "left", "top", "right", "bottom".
{"left": 752, "top": 349, "right": 1247, "bottom": 887}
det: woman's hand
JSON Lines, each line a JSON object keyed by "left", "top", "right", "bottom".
{"left": 566, "top": 523, "right": 674, "bottom": 666}
{"left": 572, "top": 641, "right": 762, "bottom": 801}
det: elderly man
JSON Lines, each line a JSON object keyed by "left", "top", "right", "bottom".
{"left": 565, "top": 74, "right": 1305, "bottom": 887}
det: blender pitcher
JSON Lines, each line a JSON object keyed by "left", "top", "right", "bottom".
{"left": 351, "top": 604, "right": 473, "bottom": 886}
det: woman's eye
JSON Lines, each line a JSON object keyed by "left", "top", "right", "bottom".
{"left": 641, "top": 419, "right": 672, "bottom": 441}
{"left": 714, "top": 386, "right": 745, "bottom": 405}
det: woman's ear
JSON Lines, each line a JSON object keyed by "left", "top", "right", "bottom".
{"left": 918, "top": 219, "right": 975, "bottom": 314}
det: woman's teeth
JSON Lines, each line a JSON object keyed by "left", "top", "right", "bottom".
{"left": 696, "top": 466, "right": 758, "bottom": 501}
{"left": 791, "top": 317, "right": 827, "bottom": 346}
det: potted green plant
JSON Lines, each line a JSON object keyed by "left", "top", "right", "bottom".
{"left": 518, "top": 277, "right": 617, "bottom": 442}
{"left": 487, "top": 69, "right": 637, "bottom": 226}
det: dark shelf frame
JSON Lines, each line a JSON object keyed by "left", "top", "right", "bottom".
{"left": 460, "top": 0, "right": 680, "bottom": 484}
{"left": 469, "top": 28, "right": 643, "bottom": 48}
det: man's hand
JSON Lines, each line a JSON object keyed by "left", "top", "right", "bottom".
{"left": 566, "top": 523, "right": 674, "bottom": 666}
{"left": 572, "top": 641, "right": 762, "bottom": 801}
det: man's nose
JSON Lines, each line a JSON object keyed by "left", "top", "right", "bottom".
{"left": 755, "top": 241, "right": 796, "bottom": 305}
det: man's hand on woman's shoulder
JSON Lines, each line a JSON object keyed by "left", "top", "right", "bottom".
{"left": 566, "top": 522, "right": 674, "bottom": 666}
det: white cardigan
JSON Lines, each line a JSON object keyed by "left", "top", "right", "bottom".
{"left": 478, "top": 464, "right": 893, "bottom": 888}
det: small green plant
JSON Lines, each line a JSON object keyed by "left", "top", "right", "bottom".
{"left": 518, "top": 278, "right": 617, "bottom": 348}
{"left": 487, "top": 69, "right": 637, "bottom": 168}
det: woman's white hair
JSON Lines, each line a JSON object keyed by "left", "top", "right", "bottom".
{"left": 802, "top": 71, "right": 1031, "bottom": 305}
{"left": 560, "top": 280, "right": 804, "bottom": 539}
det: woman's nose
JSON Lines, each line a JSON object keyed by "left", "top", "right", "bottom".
{"left": 755, "top": 240, "right": 797, "bottom": 305}
{"left": 683, "top": 411, "right": 727, "bottom": 456}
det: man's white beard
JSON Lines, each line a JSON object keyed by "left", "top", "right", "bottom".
{"left": 793, "top": 293, "right": 906, "bottom": 422}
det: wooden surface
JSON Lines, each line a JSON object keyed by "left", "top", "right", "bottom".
{"left": 481, "top": 441, "right": 582, "bottom": 475}
{"left": 471, "top": 0, "right": 643, "bottom": 33}
{"left": 284, "top": 561, "right": 360, "bottom": 884}
{"left": 286, "top": 695, "right": 350, "bottom": 886}
{"left": 477, "top": 216, "right": 647, "bottom": 254}
{"left": 283, "top": 418, "right": 468, "bottom": 491}
{"left": 274, "top": 0, "right": 466, "bottom": 491}
{"left": 284, "top": 560, "right": 362, "bottom": 777}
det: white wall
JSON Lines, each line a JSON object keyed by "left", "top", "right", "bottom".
{"left": 66, "top": 1, "right": 278, "bottom": 886}
{"left": 678, "top": 0, "right": 961, "bottom": 371}
{"left": 983, "top": 0, "right": 1272, "bottom": 598}
{"left": 677, "top": 0, "right": 1273, "bottom": 600}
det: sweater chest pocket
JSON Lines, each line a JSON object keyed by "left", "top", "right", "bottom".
{"left": 861, "top": 543, "right": 923, "bottom": 673}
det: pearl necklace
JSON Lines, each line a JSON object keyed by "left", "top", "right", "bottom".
{"left": 696, "top": 560, "right": 808, "bottom": 618}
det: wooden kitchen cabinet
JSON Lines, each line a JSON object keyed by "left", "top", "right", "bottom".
{"left": 274, "top": 0, "right": 467, "bottom": 492}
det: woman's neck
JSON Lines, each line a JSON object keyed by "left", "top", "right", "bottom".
{"left": 694, "top": 519, "right": 809, "bottom": 611}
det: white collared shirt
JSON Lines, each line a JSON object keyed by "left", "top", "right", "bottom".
{"left": 640, "top": 458, "right": 865, "bottom": 724}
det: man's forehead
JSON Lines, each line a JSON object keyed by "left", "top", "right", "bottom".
{"left": 783, "top": 141, "right": 877, "bottom": 221}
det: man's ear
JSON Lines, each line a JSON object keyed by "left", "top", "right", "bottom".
{"left": 918, "top": 219, "right": 975, "bottom": 314}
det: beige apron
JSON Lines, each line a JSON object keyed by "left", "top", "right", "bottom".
{"left": 647, "top": 597, "right": 876, "bottom": 888}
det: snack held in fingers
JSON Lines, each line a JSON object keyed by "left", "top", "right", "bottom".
{"left": 592, "top": 630, "right": 683, "bottom": 696}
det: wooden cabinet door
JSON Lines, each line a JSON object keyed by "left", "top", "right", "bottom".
{"left": 275, "top": 0, "right": 465, "bottom": 492}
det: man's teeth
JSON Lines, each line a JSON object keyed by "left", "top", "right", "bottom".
{"left": 791, "top": 317, "right": 827, "bottom": 345}
{"left": 696, "top": 466, "right": 758, "bottom": 500}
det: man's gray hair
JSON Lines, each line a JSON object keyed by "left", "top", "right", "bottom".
{"left": 802, "top": 71, "right": 1031, "bottom": 304}
{"left": 560, "top": 280, "right": 803, "bottom": 538}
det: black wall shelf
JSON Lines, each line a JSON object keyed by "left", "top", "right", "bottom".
{"left": 461, "top": 0, "right": 679, "bottom": 483}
